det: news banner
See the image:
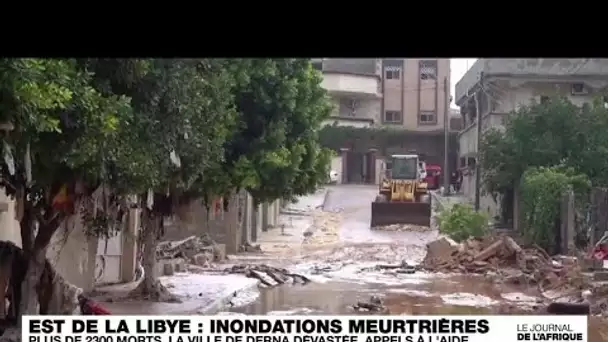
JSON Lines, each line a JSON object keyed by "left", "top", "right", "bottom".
{"left": 23, "top": 315, "right": 588, "bottom": 342}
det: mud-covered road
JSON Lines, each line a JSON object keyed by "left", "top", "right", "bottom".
{"left": 226, "top": 185, "right": 548, "bottom": 317}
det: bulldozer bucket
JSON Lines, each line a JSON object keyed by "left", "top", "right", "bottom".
{"left": 370, "top": 200, "right": 431, "bottom": 228}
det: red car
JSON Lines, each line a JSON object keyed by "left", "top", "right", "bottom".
{"left": 424, "top": 164, "right": 441, "bottom": 190}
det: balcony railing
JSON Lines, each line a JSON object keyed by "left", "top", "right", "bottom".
{"left": 321, "top": 73, "right": 381, "bottom": 98}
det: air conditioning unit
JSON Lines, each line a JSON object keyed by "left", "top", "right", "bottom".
{"left": 571, "top": 83, "right": 588, "bottom": 95}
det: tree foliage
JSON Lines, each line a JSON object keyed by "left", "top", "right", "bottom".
{"left": 214, "top": 59, "right": 333, "bottom": 204}
{"left": 520, "top": 166, "right": 590, "bottom": 251}
{"left": 480, "top": 96, "right": 608, "bottom": 196}
{"left": 436, "top": 203, "right": 488, "bottom": 242}
{"left": 318, "top": 125, "right": 458, "bottom": 156}
{"left": 0, "top": 58, "right": 333, "bottom": 315}
{"left": 479, "top": 96, "right": 607, "bottom": 249}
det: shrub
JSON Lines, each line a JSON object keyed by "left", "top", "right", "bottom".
{"left": 437, "top": 203, "right": 489, "bottom": 242}
{"left": 520, "top": 165, "right": 590, "bottom": 252}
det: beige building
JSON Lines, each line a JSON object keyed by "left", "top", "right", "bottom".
{"left": 316, "top": 58, "right": 457, "bottom": 185}
{"left": 455, "top": 58, "right": 608, "bottom": 223}
{"left": 317, "top": 58, "right": 451, "bottom": 131}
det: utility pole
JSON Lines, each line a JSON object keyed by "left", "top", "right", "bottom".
{"left": 474, "top": 75, "right": 484, "bottom": 211}
{"left": 443, "top": 77, "right": 450, "bottom": 196}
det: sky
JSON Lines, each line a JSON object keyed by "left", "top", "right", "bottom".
{"left": 450, "top": 58, "right": 477, "bottom": 108}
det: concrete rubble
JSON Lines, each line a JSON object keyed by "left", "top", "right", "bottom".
{"left": 372, "top": 224, "right": 434, "bottom": 232}
{"left": 224, "top": 264, "right": 310, "bottom": 288}
{"left": 422, "top": 235, "right": 587, "bottom": 295}
{"left": 157, "top": 234, "right": 226, "bottom": 273}
{"left": 351, "top": 295, "right": 387, "bottom": 313}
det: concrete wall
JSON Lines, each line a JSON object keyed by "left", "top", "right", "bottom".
{"left": 167, "top": 192, "right": 281, "bottom": 254}
{"left": 46, "top": 217, "right": 98, "bottom": 291}
{"left": 0, "top": 191, "right": 20, "bottom": 247}
{"left": 0, "top": 190, "right": 139, "bottom": 291}
{"left": 455, "top": 58, "right": 608, "bottom": 103}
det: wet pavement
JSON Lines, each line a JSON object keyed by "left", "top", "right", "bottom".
{"left": 96, "top": 185, "right": 607, "bottom": 339}
{"left": 225, "top": 185, "right": 608, "bottom": 339}
{"left": 226, "top": 185, "right": 539, "bottom": 316}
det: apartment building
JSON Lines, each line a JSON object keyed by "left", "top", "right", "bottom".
{"left": 455, "top": 58, "right": 608, "bottom": 225}
{"left": 317, "top": 58, "right": 451, "bottom": 131}
{"left": 315, "top": 58, "right": 457, "bottom": 184}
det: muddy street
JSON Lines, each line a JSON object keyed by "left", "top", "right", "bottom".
{"left": 225, "top": 185, "right": 540, "bottom": 316}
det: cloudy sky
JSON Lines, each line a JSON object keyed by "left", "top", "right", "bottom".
{"left": 450, "top": 58, "right": 477, "bottom": 108}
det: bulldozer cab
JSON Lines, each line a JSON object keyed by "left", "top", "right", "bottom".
{"left": 371, "top": 154, "right": 431, "bottom": 228}
{"left": 390, "top": 155, "right": 419, "bottom": 180}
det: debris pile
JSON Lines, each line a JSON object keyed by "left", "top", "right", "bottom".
{"left": 422, "top": 235, "right": 586, "bottom": 293}
{"left": 352, "top": 295, "right": 387, "bottom": 313}
{"left": 372, "top": 224, "right": 434, "bottom": 232}
{"left": 238, "top": 242, "right": 262, "bottom": 253}
{"left": 359, "top": 260, "right": 418, "bottom": 275}
{"left": 157, "top": 234, "right": 224, "bottom": 264}
{"left": 225, "top": 264, "right": 310, "bottom": 288}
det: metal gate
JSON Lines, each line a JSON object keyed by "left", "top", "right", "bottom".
{"left": 94, "top": 232, "right": 123, "bottom": 285}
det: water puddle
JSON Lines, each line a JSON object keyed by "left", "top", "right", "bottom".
{"left": 228, "top": 271, "right": 523, "bottom": 316}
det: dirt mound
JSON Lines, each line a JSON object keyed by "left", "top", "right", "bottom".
{"left": 372, "top": 224, "right": 434, "bottom": 232}
{"left": 422, "top": 235, "right": 586, "bottom": 293}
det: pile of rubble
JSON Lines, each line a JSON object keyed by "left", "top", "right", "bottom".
{"left": 422, "top": 235, "right": 586, "bottom": 293}
{"left": 157, "top": 234, "right": 225, "bottom": 268}
{"left": 352, "top": 295, "right": 388, "bottom": 313}
{"left": 225, "top": 264, "right": 310, "bottom": 288}
{"left": 372, "top": 224, "right": 434, "bottom": 232}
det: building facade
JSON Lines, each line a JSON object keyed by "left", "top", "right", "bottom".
{"left": 455, "top": 58, "right": 608, "bottom": 223}
{"left": 317, "top": 58, "right": 451, "bottom": 131}
{"left": 315, "top": 58, "right": 457, "bottom": 184}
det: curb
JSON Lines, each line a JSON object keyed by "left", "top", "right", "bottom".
{"left": 197, "top": 280, "right": 260, "bottom": 314}
{"left": 321, "top": 188, "right": 332, "bottom": 211}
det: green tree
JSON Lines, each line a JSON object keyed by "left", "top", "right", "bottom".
{"left": 0, "top": 58, "right": 132, "bottom": 318}
{"left": 479, "top": 96, "right": 608, "bottom": 248}
{"left": 480, "top": 96, "right": 608, "bottom": 196}
{"left": 218, "top": 59, "right": 334, "bottom": 204}
{"left": 520, "top": 166, "right": 590, "bottom": 251}
{"left": 86, "top": 59, "right": 237, "bottom": 301}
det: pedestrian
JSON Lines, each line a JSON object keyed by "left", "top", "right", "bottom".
{"left": 455, "top": 170, "right": 463, "bottom": 193}
{"left": 450, "top": 171, "right": 458, "bottom": 193}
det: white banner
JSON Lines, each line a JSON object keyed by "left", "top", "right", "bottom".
{"left": 23, "top": 315, "right": 588, "bottom": 342}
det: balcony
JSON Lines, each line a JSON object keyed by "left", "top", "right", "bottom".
{"left": 321, "top": 73, "right": 381, "bottom": 99}
{"left": 322, "top": 116, "right": 374, "bottom": 128}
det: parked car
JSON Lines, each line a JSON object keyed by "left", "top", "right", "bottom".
{"left": 329, "top": 170, "right": 339, "bottom": 184}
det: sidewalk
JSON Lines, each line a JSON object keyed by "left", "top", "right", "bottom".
{"left": 95, "top": 272, "right": 259, "bottom": 315}
{"left": 93, "top": 189, "right": 329, "bottom": 315}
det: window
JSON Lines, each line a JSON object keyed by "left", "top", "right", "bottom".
{"left": 312, "top": 61, "right": 323, "bottom": 71}
{"left": 384, "top": 110, "right": 402, "bottom": 123}
{"left": 391, "top": 157, "right": 418, "bottom": 180}
{"left": 540, "top": 95, "right": 550, "bottom": 104}
{"left": 419, "top": 111, "right": 436, "bottom": 124}
{"left": 419, "top": 60, "right": 437, "bottom": 80}
{"left": 385, "top": 66, "right": 401, "bottom": 80}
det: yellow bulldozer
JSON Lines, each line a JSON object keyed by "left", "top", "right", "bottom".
{"left": 370, "top": 154, "right": 431, "bottom": 228}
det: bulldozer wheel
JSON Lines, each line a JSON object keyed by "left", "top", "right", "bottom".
{"left": 375, "top": 194, "right": 388, "bottom": 203}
